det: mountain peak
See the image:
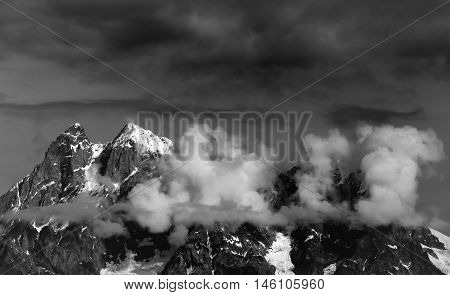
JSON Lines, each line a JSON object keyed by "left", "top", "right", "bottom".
{"left": 124, "top": 122, "right": 139, "bottom": 131}
{"left": 47, "top": 122, "right": 91, "bottom": 156}
{"left": 63, "top": 122, "right": 86, "bottom": 137}
{"left": 112, "top": 122, "right": 172, "bottom": 155}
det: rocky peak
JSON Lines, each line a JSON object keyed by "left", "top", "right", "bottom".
{"left": 0, "top": 123, "right": 93, "bottom": 214}
{"left": 96, "top": 123, "right": 172, "bottom": 183}
{"left": 64, "top": 122, "right": 85, "bottom": 135}
{"left": 44, "top": 123, "right": 92, "bottom": 166}
{"left": 112, "top": 123, "right": 172, "bottom": 156}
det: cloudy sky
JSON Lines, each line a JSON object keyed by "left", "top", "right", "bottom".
{"left": 0, "top": 0, "right": 449, "bottom": 231}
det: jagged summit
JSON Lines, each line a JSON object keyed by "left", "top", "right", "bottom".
{"left": 91, "top": 122, "right": 173, "bottom": 183}
{"left": 111, "top": 122, "right": 172, "bottom": 155}
{"left": 48, "top": 123, "right": 91, "bottom": 157}
{"left": 0, "top": 123, "right": 94, "bottom": 214}
{"left": 63, "top": 122, "right": 86, "bottom": 136}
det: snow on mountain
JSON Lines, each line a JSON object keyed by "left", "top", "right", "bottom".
{"left": 323, "top": 263, "right": 337, "bottom": 275}
{"left": 265, "top": 232, "right": 295, "bottom": 275}
{"left": 426, "top": 228, "right": 450, "bottom": 274}
{"left": 91, "top": 143, "right": 104, "bottom": 159}
{"left": 62, "top": 122, "right": 92, "bottom": 153}
{"left": 81, "top": 123, "right": 171, "bottom": 193}
{"left": 100, "top": 252, "right": 166, "bottom": 275}
{"left": 112, "top": 123, "right": 172, "bottom": 155}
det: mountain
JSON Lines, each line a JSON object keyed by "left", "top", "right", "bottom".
{"left": 0, "top": 123, "right": 449, "bottom": 275}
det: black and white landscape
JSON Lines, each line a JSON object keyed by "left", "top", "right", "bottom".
{"left": 0, "top": 0, "right": 450, "bottom": 275}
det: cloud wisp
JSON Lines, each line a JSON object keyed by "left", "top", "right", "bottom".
{"left": 1, "top": 193, "right": 126, "bottom": 238}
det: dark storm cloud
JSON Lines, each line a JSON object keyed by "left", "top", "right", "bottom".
{"left": 393, "top": 30, "right": 450, "bottom": 79}
{"left": 0, "top": 97, "right": 267, "bottom": 120}
{"left": 0, "top": 98, "right": 157, "bottom": 113}
{"left": 326, "top": 105, "right": 426, "bottom": 128}
{"left": 0, "top": 0, "right": 448, "bottom": 107}
{"left": 0, "top": 97, "right": 170, "bottom": 121}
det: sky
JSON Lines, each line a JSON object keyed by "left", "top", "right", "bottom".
{"left": 0, "top": 0, "right": 449, "bottom": 232}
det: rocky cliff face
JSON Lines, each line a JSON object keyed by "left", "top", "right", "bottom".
{"left": 290, "top": 224, "right": 444, "bottom": 275}
{"left": 162, "top": 224, "right": 277, "bottom": 275}
{"left": 0, "top": 123, "right": 449, "bottom": 275}
{"left": 0, "top": 123, "right": 92, "bottom": 214}
{"left": 96, "top": 122, "right": 172, "bottom": 184}
{"left": 0, "top": 123, "right": 172, "bottom": 274}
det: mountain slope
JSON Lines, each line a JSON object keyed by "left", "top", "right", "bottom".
{"left": 0, "top": 123, "right": 172, "bottom": 274}
{"left": 425, "top": 229, "right": 450, "bottom": 274}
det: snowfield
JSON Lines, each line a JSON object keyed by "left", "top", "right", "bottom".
{"left": 265, "top": 232, "right": 295, "bottom": 275}
{"left": 427, "top": 228, "right": 450, "bottom": 275}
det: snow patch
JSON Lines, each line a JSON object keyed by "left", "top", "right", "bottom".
{"left": 123, "top": 167, "right": 139, "bottom": 182}
{"left": 14, "top": 183, "right": 21, "bottom": 211}
{"left": 323, "top": 263, "right": 336, "bottom": 275}
{"left": 400, "top": 260, "right": 412, "bottom": 270}
{"left": 42, "top": 181, "right": 56, "bottom": 189}
{"left": 52, "top": 221, "right": 70, "bottom": 232}
{"left": 100, "top": 253, "right": 140, "bottom": 275}
{"left": 265, "top": 232, "right": 295, "bottom": 275}
{"left": 425, "top": 228, "right": 450, "bottom": 275}
{"left": 387, "top": 244, "right": 398, "bottom": 250}
{"left": 224, "top": 234, "right": 240, "bottom": 245}
{"left": 82, "top": 166, "right": 103, "bottom": 192}
{"left": 304, "top": 235, "right": 314, "bottom": 242}
{"left": 91, "top": 143, "right": 104, "bottom": 159}
{"left": 113, "top": 123, "right": 172, "bottom": 155}
{"left": 31, "top": 218, "right": 54, "bottom": 233}
{"left": 100, "top": 252, "right": 166, "bottom": 275}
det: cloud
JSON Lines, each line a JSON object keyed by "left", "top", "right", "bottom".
{"left": 294, "top": 130, "right": 351, "bottom": 219}
{"left": 326, "top": 105, "right": 425, "bottom": 128}
{"left": 0, "top": 98, "right": 165, "bottom": 117}
{"left": 0, "top": 92, "right": 7, "bottom": 101}
{"left": 91, "top": 219, "right": 126, "bottom": 238}
{"left": 356, "top": 125, "right": 446, "bottom": 226}
{"left": 125, "top": 124, "right": 447, "bottom": 243}
{"left": 1, "top": 193, "right": 125, "bottom": 238}
{"left": 121, "top": 124, "right": 286, "bottom": 244}
{"left": 1, "top": 0, "right": 448, "bottom": 106}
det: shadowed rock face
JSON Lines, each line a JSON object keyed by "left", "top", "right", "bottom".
{"left": 0, "top": 124, "right": 92, "bottom": 215}
{"left": 0, "top": 123, "right": 171, "bottom": 275}
{"left": 290, "top": 223, "right": 444, "bottom": 275}
{"left": 162, "top": 224, "right": 276, "bottom": 275}
{"left": 0, "top": 124, "right": 448, "bottom": 275}
{"left": 277, "top": 168, "right": 445, "bottom": 275}
{"left": 0, "top": 220, "right": 104, "bottom": 274}
{"left": 96, "top": 123, "right": 172, "bottom": 183}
